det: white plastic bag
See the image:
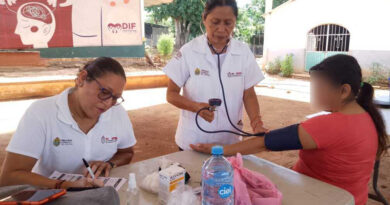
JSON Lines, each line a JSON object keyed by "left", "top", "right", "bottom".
{"left": 140, "top": 158, "right": 176, "bottom": 194}
{"left": 140, "top": 171, "right": 159, "bottom": 194}
{"left": 167, "top": 186, "right": 200, "bottom": 205}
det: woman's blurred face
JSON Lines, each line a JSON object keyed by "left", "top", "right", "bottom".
{"left": 203, "top": 6, "right": 236, "bottom": 47}
{"left": 76, "top": 72, "right": 126, "bottom": 119}
{"left": 310, "top": 75, "right": 343, "bottom": 111}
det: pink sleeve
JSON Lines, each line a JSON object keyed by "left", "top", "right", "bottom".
{"left": 301, "top": 114, "right": 341, "bottom": 149}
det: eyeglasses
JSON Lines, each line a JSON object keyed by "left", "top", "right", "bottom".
{"left": 91, "top": 77, "right": 124, "bottom": 106}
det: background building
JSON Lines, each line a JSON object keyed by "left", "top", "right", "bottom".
{"left": 262, "top": 0, "right": 390, "bottom": 72}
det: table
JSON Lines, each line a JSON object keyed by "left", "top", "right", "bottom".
{"left": 374, "top": 95, "right": 390, "bottom": 108}
{"left": 376, "top": 94, "right": 390, "bottom": 134}
{"left": 110, "top": 151, "right": 354, "bottom": 205}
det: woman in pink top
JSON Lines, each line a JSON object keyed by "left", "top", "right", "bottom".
{"left": 191, "top": 54, "right": 389, "bottom": 205}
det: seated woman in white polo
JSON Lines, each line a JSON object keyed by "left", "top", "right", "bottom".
{"left": 0, "top": 57, "right": 136, "bottom": 189}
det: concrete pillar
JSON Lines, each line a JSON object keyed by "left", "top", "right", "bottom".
{"left": 265, "top": 0, "right": 273, "bottom": 13}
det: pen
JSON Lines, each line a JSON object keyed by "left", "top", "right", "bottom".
{"left": 82, "top": 158, "right": 95, "bottom": 179}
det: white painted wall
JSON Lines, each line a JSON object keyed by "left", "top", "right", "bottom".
{"left": 263, "top": 0, "right": 390, "bottom": 71}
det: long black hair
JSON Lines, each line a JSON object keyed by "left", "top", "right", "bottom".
{"left": 203, "top": 0, "right": 238, "bottom": 19}
{"left": 80, "top": 57, "right": 126, "bottom": 81}
{"left": 310, "top": 54, "right": 388, "bottom": 158}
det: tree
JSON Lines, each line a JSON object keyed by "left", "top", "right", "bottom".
{"left": 235, "top": 0, "right": 287, "bottom": 45}
{"left": 273, "top": 0, "right": 288, "bottom": 8}
{"left": 146, "top": 0, "right": 204, "bottom": 49}
{"left": 235, "top": 8, "right": 255, "bottom": 43}
{"left": 235, "top": 0, "right": 265, "bottom": 44}
{"left": 247, "top": 0, "right": 265, "bottom": 35}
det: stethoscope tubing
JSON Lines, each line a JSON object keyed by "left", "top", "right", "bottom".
{"left": 194, "top": 40, "right": 265, "bottom": 137}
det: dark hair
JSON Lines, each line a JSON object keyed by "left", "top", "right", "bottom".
{"left": 203, "top": 0, "right": 238, "bottom": 19}
{"left": 81, "top": 57, "right": 126, "bottom": 81}
{"left": 310, "top": 54, "right": 388, "bottom": 158}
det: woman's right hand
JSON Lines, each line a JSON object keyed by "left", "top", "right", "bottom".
{"left": 62, "top": 178, "right": 104, "bottom": 189}
{"left": 196, "top": 102, "right": 214, "bottom": 123}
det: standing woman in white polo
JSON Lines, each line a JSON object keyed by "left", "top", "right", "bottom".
{"left": 0, "top": 57, "right": 136, "bottom": 189}
{"left": 164, "top": 0, "right": 266, "bottom": 151}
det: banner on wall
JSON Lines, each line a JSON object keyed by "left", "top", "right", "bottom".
{"left": 0, "top": 0, "right": 143, "bottom": 49}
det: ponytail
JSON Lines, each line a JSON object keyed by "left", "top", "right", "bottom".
{"left": 357, "top": 82, "right": 389, "bottom": 158}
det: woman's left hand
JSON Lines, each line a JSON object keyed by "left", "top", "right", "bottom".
{"left": 83, "top": 161, "right": 112, "bottom": 178}
{"left": 250, "top": 116, "right": 269, "bottom": 134}
{"left": 190, "top": 144, "right": 216, "bottom": 154}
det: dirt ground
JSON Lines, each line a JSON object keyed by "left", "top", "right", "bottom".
{"left": 0, "top": 95, "right": 388, "bottom": 204}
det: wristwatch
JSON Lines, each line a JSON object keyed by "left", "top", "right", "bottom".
{"left": 106, "top": 161, "right": 117, "bottom": 168}
{"left": 55, "top": 180, "right": 66, "bottom": 189}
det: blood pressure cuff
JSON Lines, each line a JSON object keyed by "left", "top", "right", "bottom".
{"left": 264, "top": 124, "right": 303, "bottom": 151}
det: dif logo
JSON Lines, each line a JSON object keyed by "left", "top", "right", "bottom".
{"left": 218, "top": 184, "right": 233, "bottom": 199}
{"left": 108, "top": 23, "right": 137, "bottom": 33}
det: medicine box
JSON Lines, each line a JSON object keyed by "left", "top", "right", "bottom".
{"left": 158, "top": 165, "right": 185, "bottom": 204}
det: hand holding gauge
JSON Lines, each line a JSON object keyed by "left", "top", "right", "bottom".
{"left": 195, "top": 98, "right": 266, "bottom": 137}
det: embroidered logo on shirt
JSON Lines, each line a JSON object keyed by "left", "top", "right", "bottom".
{"left": 200, "top": 69, "right": 210, "bottom": 76}
{"left": 53, "top": 137, "right": 60, "bottom": 147}
{"left": 195, "top": 68, "right": 210, "bottom": 76}
{"left": 101, "top": 136, "right": 118, "bottom": 144}
{"left": 53, "top": 137, "right": 73, "bottom": 147}
{"left": 227, "top": 72, "right": 242, "bottom": 78}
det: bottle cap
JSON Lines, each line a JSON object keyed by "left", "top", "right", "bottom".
{"left": 211, "top": 145, "right": 223, "bottom": 155}
{"left": 128, "top": 173, "right": 137, "bottom": 189}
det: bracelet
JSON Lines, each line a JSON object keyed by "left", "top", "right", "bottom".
{"left": 55, "top": 180, "right": 66, "bottom": 189}
{"left": 106, "top": 161, "right": 116, "bottom": 168}
{"left": 251, "top": 116, "right": 263, "bottom": 127}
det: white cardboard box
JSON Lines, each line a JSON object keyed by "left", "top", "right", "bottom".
{"left": 158, "top": 165, "right": 185, "bottom": 204}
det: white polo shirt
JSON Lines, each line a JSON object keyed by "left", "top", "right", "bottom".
{"left": 6, "top": 88, "right": 136, "bottom": 177}
{"left": 163, "top": 35, "right": 265, "bottom": 150}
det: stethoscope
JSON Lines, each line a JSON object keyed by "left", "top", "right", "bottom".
{"left": 194, "top": 38, "right": 266, "bottom": 137}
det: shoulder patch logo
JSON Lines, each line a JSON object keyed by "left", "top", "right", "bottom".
{"left": 175, "top": 51, "right": 182, "bottom": 60}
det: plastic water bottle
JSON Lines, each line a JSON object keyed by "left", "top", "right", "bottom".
{"left": 127, "top": 173, "right": 139, "bottom": 205}
{"left": 201, "top": 146, "right": 234, "bottom": 205}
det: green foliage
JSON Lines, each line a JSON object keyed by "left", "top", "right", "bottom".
{"left": 246, "top": 0, "right": 265, "bottom": 33}
{"left": 148, "top": 0, "right": 268, "bottom": 46}
{"left": 265, "top": 57, "right": 281, "bottom": 75}
{"left": 365, "top": 63, "right": 389, "bottom": 85}
{"left": 235, "top": 0, "right": 287, "bottom": 43}
{"left": 273, "top": 0, "right": 288, "bottom": 8}
{"left": 146, "top": 0, "right": 203, "bottom": 24}
{"left": 145, "top": 13, "right": 175, "bottom": 34}
{"left": 235, "top": 9, "right": 255, "bottom": 43}
{"left": 146, "top": 0, "right": 204, "bottom": 47}
{"left": 235, "top": 0, "right": 265, "bottom": 44}
{"left": 280, "top": 54, "right": 294, "bottom": 77}
{"left": 157, "top": 34, "right": 175, "bottom": 58}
